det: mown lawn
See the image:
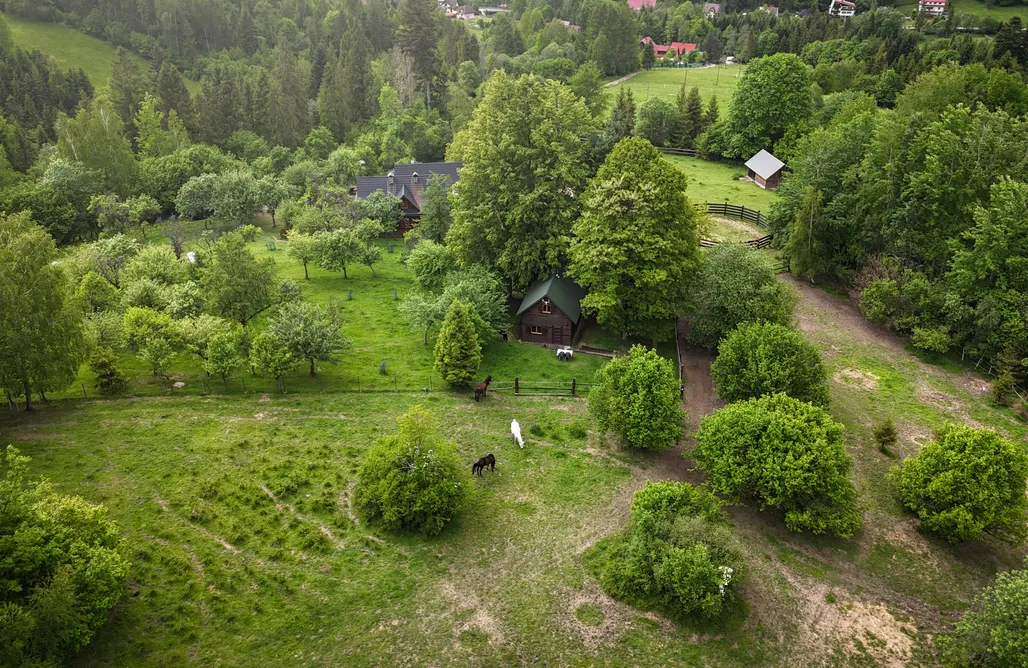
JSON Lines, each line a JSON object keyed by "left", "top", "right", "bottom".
{"left": 63, "top": 223, "right": 610, "bottom": 400}
{"left": 1, "top": 13, "right": 199, "bottom": 92}
{"left": 896, "top": 0, "right": 1028, "bottom": 19}
{"left": 609, "top": 64, "right": 746, "bottom": 107}
{"left": 666, "top": 155, "right": 778, "bottom": 212}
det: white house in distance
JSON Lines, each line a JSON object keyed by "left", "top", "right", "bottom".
{"left": 828, "top": 0, "right": 856, "bottom": 18}
{"left": 918, "top": 0, "right": 947, "bottom": 15}
{"left": 745, "top": 150, "right": 786, "bottom": 190}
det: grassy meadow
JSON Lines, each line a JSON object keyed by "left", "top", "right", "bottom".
{"left": 4, "top": 266, "right": 1027, "bottom": 665}
{"left": 666, "top": 155, "right": 779, "bottom": 213}
{"left": 608, "top": 64, "right": 746, "bottom": 107}
{"left": 1, "top": 13, "right": 199, "bottom": 92}
{"left": 896, "top": 0, "right": 1028, "bottom": 18}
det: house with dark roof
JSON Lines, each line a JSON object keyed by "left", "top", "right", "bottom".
{"left": 703, "top": 2, "right": 722, "bottom": 18}
{"left": 516, "top": 275, "right": 586, "bottom": 346}
{"left": 744, "top": 150, "right": 785, "bottom": 190}
{"left": 354, "top": 161, "right": 462, "bottom": 235}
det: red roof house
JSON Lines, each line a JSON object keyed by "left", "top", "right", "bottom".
{"left": 627, "top": 0, "right": 656, "bottom": 10}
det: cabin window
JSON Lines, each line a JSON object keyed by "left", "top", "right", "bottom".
{"left": 530, "top": 326, "right": 543, "bottom": 335}
{"left": 541, "top": 300, "right": 551, "bottom": 314}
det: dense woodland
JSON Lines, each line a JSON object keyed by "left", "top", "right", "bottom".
{"left": 1, "top": 0, "right": 1028, "bottom": 664}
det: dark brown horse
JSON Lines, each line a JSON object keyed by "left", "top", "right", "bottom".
{"left": 472, "top": 453, "right": 496, "bottom": 476}
{"left": 474, "top": 375, "right": 492, "bottom": 402}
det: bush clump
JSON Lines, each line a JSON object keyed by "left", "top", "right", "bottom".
{"left": 688, "top": 244, "right": 797, "bottom": 348}
{"left": 588, "top": 481, "right": 744, "bottom": 619}
{"left": 353, "top": 405, "right": 471, "bottom": 536}
{"left": 89, "top": 346, "right": 127, "bottom": 395}
{"left": 890, "top": 423, "right": 1028, "bottom": 544}
{"left": 0, "top": 446, "right": 130, "bottom": 666}
{"left": 873, "top": 418, "right": 898, "bottom": 456}
{"left": 694, "top": 393, "right": 862, "bottom": 537}
{"left": 936, "top": 560, "right": 1028, "bottom": 667}
{"left": 590, "top": 345, "right": 685, "bottom": 451}
{"left": 710, "top": 322, "right": 830, "bottom": 406}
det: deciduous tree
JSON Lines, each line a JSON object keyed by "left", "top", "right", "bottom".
{"left": 269, "top": 301, "right": 349, "bottom": 375}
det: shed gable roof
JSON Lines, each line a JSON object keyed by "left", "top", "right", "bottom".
{"left": 516, "top": 275, "right": 586, "bottom": 324}
{"left": 744, "top": 149, "right": 785, "bottom": 180}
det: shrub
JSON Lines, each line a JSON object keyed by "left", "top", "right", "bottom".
{"left": 75, "top": 271, "right": 120, "bottom": 314}
{"left": 937, "top": 560, "right": 1028, "bottom": 667}
{"left": 710, "top": 322, "right": 829, "bottom": 406}
{"left": 353, "top": 405, "right": 470, "bottom": 536}
{"left": 589, "top": 482, "right": 744, "bottom": 618}
{"left": 590, "top": 345, "right": 685, "bottom": 451}
{"left": 122, "top": 306, "right": 178, "bottom": 350}
{"left": 694, "top": 393, "right": 862, "bottom": 537}
{"left": 0, "top": 447, "right": 129, "bottom": 667}
{"left": 689, "top": 244, "right": 797, "bottom": 348}
{"left": 873, "top": 418, "right": 898, "bottom": 457}
{"left": 434, "top": 299, "right": 482, "bottom": 386}
{"left": 890, "top": 423, "right": 1028, "bottom": 544}
{"left": 911, "top": 326, "right": 952, "bottom": 354}
{"left": 992, "top": 371, "right": 1016, "bottom": 406}
{"left": 89, "top": 346, "right": 127, "bottom": 395}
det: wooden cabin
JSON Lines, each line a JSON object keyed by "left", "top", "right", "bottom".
{"left": 516, "top": 275, "right": 586, "bottom": 347}
{"left": 744, "top": 149, "right": 785, "bottom": 190}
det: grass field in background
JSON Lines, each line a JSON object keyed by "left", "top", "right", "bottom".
{"left": 1, "top": 13, "right": 199, "bottom": 93}
{"left": 665, "top": 154, "right": 778, "bottom": 212}
{"left": 895, "top": 0, "right": 1028, "bottom": 18}
{"left": 609, "top": 64, "right": 746, "bottom": 106}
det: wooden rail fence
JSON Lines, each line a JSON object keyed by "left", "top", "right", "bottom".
{"left": 493, "top": 377, "right": 593, "bottom": 397}
{"left": 700, "top": 234, "right": 773, "bottom": 250}
{"left": 702, "top": 202, "right": 768, "bottom": 228}
{"left": 658, "top": 147, "right": 700, "bottom": 157}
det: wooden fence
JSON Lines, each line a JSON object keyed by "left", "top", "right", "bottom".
{"left": 702, "top": 202, "right": 768, "bottom": 228}
{"left": 658, "top": 147, "right": 699, "bottom": 157}
{"left": 700, "top": 234, "right": 773, "bottom": 250}
{"left": 490, "top": 377, "right": 593, "bottom": 397}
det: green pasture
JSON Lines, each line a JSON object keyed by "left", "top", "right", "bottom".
{"left": 666, "top": 154, "right": 778, "bottom": 213}
{"left": 608, "top": 64, "right": 746, "bottom": 106}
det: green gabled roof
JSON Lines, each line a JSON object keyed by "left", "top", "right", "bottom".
{"left": 516, "top": 275, "right": 587, "bottom": 324}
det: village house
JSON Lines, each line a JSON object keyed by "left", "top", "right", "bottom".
{"left": 744, "top": 150, "right": 785, "bottom": 190}
{"left": 627, "top": 0, "right": 657, "bottom": 10}
{"left": 640, "top": 36, "right": 697, "bottom": 59}
{"left": 703, "top": 2, "right": 722, "bottom": 18}
{"left": 918, "top": 0, "right": 947, "bottom": 15}
{"left": 759, "top": 5, "right": 780, "bottom": 16}
{"left": 516, "top": 275, "right": 586, "bottom": 347}
{"left": 354, "top": 161, "right": 462, "bottom": 236}
{"left": 828, "top": 0, "right": 856, "bottom": 17}
{"left": 455, "top": 5, "right": 477, "bottom": 19}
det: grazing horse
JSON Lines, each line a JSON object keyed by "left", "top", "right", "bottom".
{"left": 472, "top": 453, "right": 496, "bottom": 476}
{"left": 474, "top": 375, "right": 492, "bottom": 402}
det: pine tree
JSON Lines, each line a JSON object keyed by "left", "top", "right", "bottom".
{"left": 318, "top": 50, "right": 350, "bottom": 141}
{"left": 110, "top": 48, "right": 152, "bottom": 131}
{"left": 786, "top": 186, "right": 825, "bottom": 282}
{"left": 269, "top": 32, "right": 310, "bottom": 148}
{"left": 342, "top": 27, "right": 376, "bottom": 126}
{"left": 397, "top": 0, "right": 441, "bottom": 108}
{"left": 156, "top": 62, "right": 194, "bottom": 128}
{"left": 434, "top": 300, "right": 482, "bottom": 386}
{"left": 599, "top": 87, "right": 636, "bottom": 158}
{"left": 236, "top": 0, "right": 259, "bottom": 55}
{"left": 681, "top": 86, "right": 704, "bottom": 148}
{"left": 704, "top": 94, "right": 720, "bottom": 128}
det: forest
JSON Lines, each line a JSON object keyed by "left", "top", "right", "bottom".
{"left": 1, "top": 0, "right": 1028, "bottom": 665}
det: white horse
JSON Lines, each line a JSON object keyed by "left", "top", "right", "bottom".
{"left": 510, "top": 419, "right": 524, "bottom": 448}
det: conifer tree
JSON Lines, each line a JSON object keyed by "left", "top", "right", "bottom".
{"left": 704, "top": 94, "right": 720, "bottom": 128}
{"left": 397, "top": 0, "right": 441, "bottom": 107}
{"left": 157, "top": 62, "right": 194, "bottom": 128}
{"left": 434, "top": 300, "right": 482, "bottom": 386}
{"left": 681, "top": 86, "right": 704, "bottom": 148}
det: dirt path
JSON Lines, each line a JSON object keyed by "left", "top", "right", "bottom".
{"left": 784, "top": 275, "right": 907, "bottom": 354}
{"left": 603, "top": 72, "right": 639, "bottom": 87}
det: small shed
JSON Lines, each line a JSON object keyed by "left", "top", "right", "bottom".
{"left": 744, "top": 149, "right": 785, "bottom": 190}
{"left": 516, "top": 275, "right": 586, "bottom": 347}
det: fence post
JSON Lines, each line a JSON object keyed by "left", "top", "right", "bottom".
{"left": 515, "top": 377, "right": 520, "bottom": 395}
{"left": 81, "top": 383, "right": 87, "bottom": 398}
{"left": 571, "top": 377, "right": 576, "bottom": 396}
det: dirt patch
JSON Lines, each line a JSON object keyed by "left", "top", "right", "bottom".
{"left": 833, "top": 368, "right": 880, "bottom": 392}
{"left": 960, "top": 375, "right": 992, "bottom": 398}
{"left": 915, "top": 382, "right": 966, "bottom": 414}
{"left": 560, "top": 587, "right": 670, "bottom": 650}
{"left": 438, "top": 579, "right": 507, "bottom": 645}
{"left": 783, "top": 570, "right": 917, "bottom": 667}
{"left": 786, "top": 276, "right": 906, "bottom": 353}
{"left": 706, "top": 215, "right": 765, "bottom": 242}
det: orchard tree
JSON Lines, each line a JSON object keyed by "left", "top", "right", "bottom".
{"left": 0, "top": 213, "right": 87, "bottom": 411}
{"left": 286, "top": 232, "right": 319, "bottom": 279}
{"left": 590, "top": 345, "right": 685, "bottom": 451}
{"left": 891, "top": 423, "right": 1028, "bottom": 544}
{"left": 695, "top": 393, "right": 862, "bottom": 537}
{"left": 717, "top": 53, "right": 813, "bottom": 159}
{"left": 269, "top": 301, "right": 349, "bottom": 375}
{"left": 0, "top": 447, "right": 129, "bottom": 666}
{"left": 689, "top": 244, "right": 797, "bottom": 348}
{"left": 249, "top": 331, "right": 295, "bottom": 391}
{"left": 447, "top": 72, "right": 595, "bottom": 291}
{"left": 711, "top": 322, "right": 830, "bottom": 406}
{"left": 88, "top": 194, "right": 132, "bottom": 236}
{"left": 312, "top": 228, "right": 364, "bottom": 278}
{"left": 204, "top": 331, "right": 245, "bottom": 390}
{"left": 407, "top": 240, "right": 458, "bottom": 291}
{"left": 354, "top": 405, "right": 470, "bottom": 535}
{"left": 175, "top": 172, "right": 218, "bottom": 222}
{"left": 202, "top": 231, "right": 275, "bottom": 325}
{"left": 569, "top": 138, "right": 702, "bottom": 340}
{"left": 92, "top": 234, "right": 140, "bottom": 288}
{"left": 434, "top": 299, "right": 483, "bottom": 386}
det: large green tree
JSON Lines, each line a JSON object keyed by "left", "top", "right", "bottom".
{"left": 717, "top": 53, "right": 813, "bottom": 159}
{"left": 569, "top": 138, "right": 701, "bottom": 340}
{"left": 0, "top": 213, "right": 87, "bottom": 410}
{"left": 268, "top": 301, "right": 349, "bottom": 376}
{"left": 202, "top": 231, "right": 274, "bottom": 326}
{"left": 891, "top": 423, "right": 1028, "bottom": 544}
{"left": 447, "top": 72, "right": 595, "bottom": 291}
{"left": 55, "top": 97, "right": 138, "bottom": 196}
{"left": 937, "top": 560, "right": 1028, "bottom": 667}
